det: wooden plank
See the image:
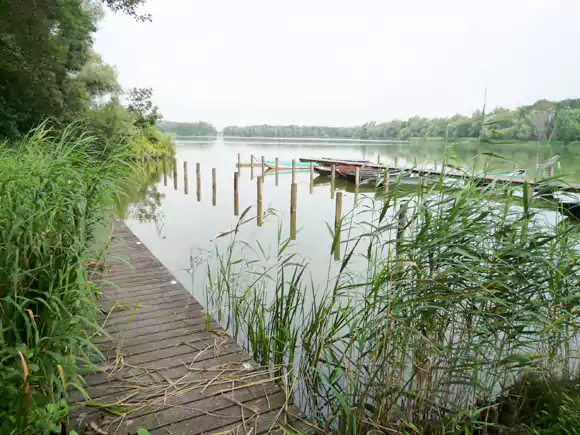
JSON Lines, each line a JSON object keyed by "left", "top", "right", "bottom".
{"left": 72, "top": 220, "right": 306, "bottom": 434}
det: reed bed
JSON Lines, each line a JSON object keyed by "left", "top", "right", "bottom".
{"left": 204, "top": 159, "right": 580, "bottom": 434}
{"left": 0, "top": 125, "right": 136, "bottom": 433}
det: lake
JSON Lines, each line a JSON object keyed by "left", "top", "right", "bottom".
{"left": 120, "top": 137, "right": 579, "bottom": 305}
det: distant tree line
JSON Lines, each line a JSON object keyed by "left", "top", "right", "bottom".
{"left": 221, "top": 98, "right": 580, "bottom": 144}
{"left": 158, "top": 121, "right": 217, "bottom": 136}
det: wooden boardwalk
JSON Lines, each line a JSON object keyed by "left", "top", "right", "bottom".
{"left": 72, "top": 221, "right": 309, "bottom": 435}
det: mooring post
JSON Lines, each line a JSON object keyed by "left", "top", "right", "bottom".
{"left": 183, "top": 161, "right": 188, "bottom": 195}
{"left": 394, "top": 156, "right": 398, "bottom": 169}
{"left": 355, "top": 167, "right": 360, "bottom": 187}
{"left": 196, "top": 162, "right": 201, "bottom": 202}
{"left": 309, "top": 162, "right": 314, "bottom": 194}
{"left": 234, "top": 172, "right": 239, "bottom": 216}
{"left": 290, "top": 182, "right": 297, "bottom": 240}
{"left": 250, "top": 154, "right": 254, "bottom": 180}
{"left": 261, "top": 156, "right": 265, "bottom": 182}
{"left": 275, "top": 157, "right": 279, "bottom": 186}
{"left": 257, "top": 176, "right": 263, "bottom": 226}
{"left": 173, "top": 158, "right": 178, "bottom": 190}
{"left": 434, "top": 160, "right": 437, "bottom": 172}
{"left": 377, "top": 153, "right": 381, "bottom": 165}
{"left": 331, "top": 164, "right": 336, "bottom": 199}
{"left": 384, "top": 168, "right": 390, "bottom": 192}
{"left": 422, "top": 176, "right": 428, "bottom": 193}
{"left": 292, "top": 159, "right": 296, "bottom": 184}
{"left": 212, "top": 168, "right": 217, "bottom": 206}
{"left": 334, "top": 192, "right": 343, "bottom": 261}
{"left": 237, "top": 153, "right": 241, "bottom": 170}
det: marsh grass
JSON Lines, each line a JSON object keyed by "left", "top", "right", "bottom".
{"left": 0, "top": 124, "right": 136, "bottom": 433}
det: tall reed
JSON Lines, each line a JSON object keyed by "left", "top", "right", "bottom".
{"left": 205, "top": 157, "right": 580, "bottom": 434}
{"left": 0, "top": 124, "right": 136, "bottom": 433}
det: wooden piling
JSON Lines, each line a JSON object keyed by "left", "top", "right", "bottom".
{"left": 331, "top": 164, "right": 336, "bottom": 199}
{"left": 384, "top": 168, "right": 390, "bottom": 192}
{"left": 275, "top": 157, "right": 279, "bottom": 186}
{"left": 238, "top": 153, "right": 241, "bottom": 169}
{"left": 234, "top": 172, "right": 239, "bottom": 216}
{"left": 355, "top": 167, "right": 360, "bottom": 187}
{"left": 292, "top": 159, "right": 296, "bottom": 184}
{"left": 250, "top": 154, "right": 254, "bottom": 180}
{"left": 377, "top": 153, "right": 381, "bottom": 165}
{"left": 212, "top": 168, "right": 217, "bottom": 207}
{"left": 394, "top": 156, "right": 398, "bottom": 168}
{"left": 257, "top": 176, "right": 263, "bottom": 227}
{"left": 309, "top": 162, "right": 314, "bottom": 194}
{"left": 422, "top": 177, "right": 428, "bottom": 193}
{"left": 183, "top": 161, "right": 188, "bottom": 195}
{"left": 334, "top": 192, "right": 343, "bottom": 261}
{"left": 196, "top": 163, "right": 201, "bottom": 202}
{"left": 290, "top": 183, "right": 297, "bottom": 240}
{"left": 261, "top": 156, "right": 265, "bottom": 182}
{"left": 173, "top": 158, "right": 178, "bottom": 190}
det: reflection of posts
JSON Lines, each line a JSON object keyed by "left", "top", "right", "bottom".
{"left": 184, "top": 161, "right": 188, "bottom": 195}
{"left": 237, "top": 153, "right": 241, "bottom": 170}
{"left": 212, "top": 168, "right": 217, "bottom": 207}
{"left": 261, "top": 156, "right": 265, "bottom": 182}
{"left": 292, "top": 159, "right": 296, "bottom": 184}
{"left": 196, "top": 163, "right": 201, "bottom": 202}
{"left": 250, "top": 154, "right": 254, "bottom": 180}
{"left": 275, "top": 157, "right": 279, "bottom": 186}
{"left": 290, "top": 183, "right": 297, "bottom": 240}
{"left": 309, "top": 162, "right": 314, "bottom": 194}
{"left": 334, "top": 192, "right": 342, "bottom": 261}
{"left": 234, "top": 172, "right": 239, "bottom": 216}
{"left": 331, "top": 164, "right": 336, "bottom": 199}
{"left": 257, "top": 176, "right": 263, "bottom": 226}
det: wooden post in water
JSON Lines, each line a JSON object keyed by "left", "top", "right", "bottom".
{"left": 377, "top": 153, "right": 381, "bottom": 165}
{"left": 196, "top": 163, "right": 201, "bottom": 202}
{"left": 237, "top": 153, "right": 241, "bottom": 170}
{"left": 413, "top": 157, "right": 417, "bottom": 169}
{"left": 290, "top": 183, "right": 297, "bottom": 240}
{"left": 394, "top": 156, "right": 398, "bottom": 168}
{"left": 275, "top": 157, "right": 279, "bottom": 186}
{"left": 331, "top": 164, "right": 336, "bottom": 199}
{"left": 384, "top": 168, "right": 390, "bottom": 192}
{"left": 309, "top": 162, "right": 314, "bottom": 194}
{"left": 292, "top": 159, "right": 296, "bottom": 184}
{"left": 234, "top": 172, "right": 239, "bottom": 216}
{"left": 355, "top": 167, "right": 360, "bottom": 187}
{"left": 183, "top": 161, "right": 188, "bottom": 195}
{"left": 163, "top": 156, "right": 168, "bottom": 186}
{"left": 334, "top": 192, "right": 343, "bottom": 261}
{"left": 434, "top": 160, "right": 437, "bottom": 172}
{"left": 250, "top": 154, "right": 254, "bottom": 180}
{"left": 261, "top": 156, "right": 265, "bottom": 182}
{"left": 422, "top": 177, "right": 428, "bottom": 193}
{"left": 212, "top": 168, "right": 217, "bottom": 207}
{"left": 257, "top": 176, "right": 263, "bottom": 227}
{"left": 173, "top": 158, "right": 178, "bottom": 190}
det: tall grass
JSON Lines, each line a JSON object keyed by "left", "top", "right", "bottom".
{"left": 0, "top": 124, "right": 136, "bottom": 433}
{"left": 204, "top": 160, "right": 580, "bottom": 433}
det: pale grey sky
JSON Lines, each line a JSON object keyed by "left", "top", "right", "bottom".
{"left": 94, "top": 0, "right": 580, "bottom": 127}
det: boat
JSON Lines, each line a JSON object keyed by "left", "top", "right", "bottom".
{"left": 252, "top": 157, "right": 316, "bottom": 170}
{"left": 336, "top": 167, "right": 384, "bottom": 183}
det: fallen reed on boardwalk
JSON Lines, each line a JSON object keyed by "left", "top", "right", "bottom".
{"left": 204, "top": 169, "right": 580, "bottom": 434}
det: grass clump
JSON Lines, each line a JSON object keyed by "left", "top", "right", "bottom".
{"left": 205, "top": 164, "right": 580, "bottom": 434}
{"left": 0, "top": 125, "right": 135, "bottom": 433}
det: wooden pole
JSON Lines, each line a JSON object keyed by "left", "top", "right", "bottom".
{"left": 355, "top": 167, "right": 360, "bottom": 187}
{"left": 163, "top": 156, "right": 167, "bottom": 186}
{"left": 422, "top": 177, "right": 428, "bottom": 193}
{"left": 377, "top": 153, "right": 380, "bottom": 165}
{"left": 394, "top": 156, "right": 398, "bottom": 168}
{"left": 234, "top": 172, "right": 239, "bottom": 216}
{"left": 434, "top": 160, "right": 437, "bottom": 171}
{"left": 292, "top": 159, "right": 296, "bottom": 184}
{"left": 257, "top": 176, "right": 263, "bottom": 226}
{"left": 334, "top": 192, "right": 343, "bottom": 261}
{"left": 196, "top": 162, "right": 201, "bottom": 202}
{"left": 309, "top": 162, "right": 314, "bottom": 194}
{"left": 212, "top": 168, "right": 217, "bottom": 207}
{"left": 331, "top": 164, "right": 336, "bottom": 199}
{"left": 275, "top": 157, "right": 279, "bottom": 186}
{"left": 173, "top": 158, "right": 178, "bottom": 191}
{"left": 261, "top": 156, "right": 265, "bottom": 182}
{"left": 250, "top": 154, "right": 254, "bottom": 180}
{"left": 183, "top": 161, "right": 189, "bottom": 195}
{"left": 237, "top": 153, "right": 241, "bottom": 170}
{"left": 384, "top": 168, "right": 390, "bottom": 192}
{"left": 290, "top": 182, "right": 297, "bottom": 240}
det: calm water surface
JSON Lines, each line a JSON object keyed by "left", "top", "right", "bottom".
{"left": 121, "top": 138, "right": 579, "bottom": 303}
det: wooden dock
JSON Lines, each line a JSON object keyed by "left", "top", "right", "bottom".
{"left": 71, "top": 221, "right": 308, "bottom": 435}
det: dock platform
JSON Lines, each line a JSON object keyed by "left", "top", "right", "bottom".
{"left": 72, "top": 221, "right": 308, "bottom": 435}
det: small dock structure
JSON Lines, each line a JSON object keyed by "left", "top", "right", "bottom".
{"left": 72, "top": 221, "right": 308, "bottom": 435}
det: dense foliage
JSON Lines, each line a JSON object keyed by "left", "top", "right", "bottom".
{"left": 158, "top": 120, "right": 218, "bottom": 136}
{"left": 223, "top": 98, "right": 580, "bottom": 143}
{"left": 0, "top": 126, "right": 136, "bottom": 433}
{"left": 0, "top": 0, "right": 173, "bottom": 156}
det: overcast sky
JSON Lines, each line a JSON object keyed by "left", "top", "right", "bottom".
{"left": 94, "top": 0, "right": 580, "bottom": 127}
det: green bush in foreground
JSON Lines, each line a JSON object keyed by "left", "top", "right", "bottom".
{"left": 0, "top": 125, "right": 135, "bottom": 433}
